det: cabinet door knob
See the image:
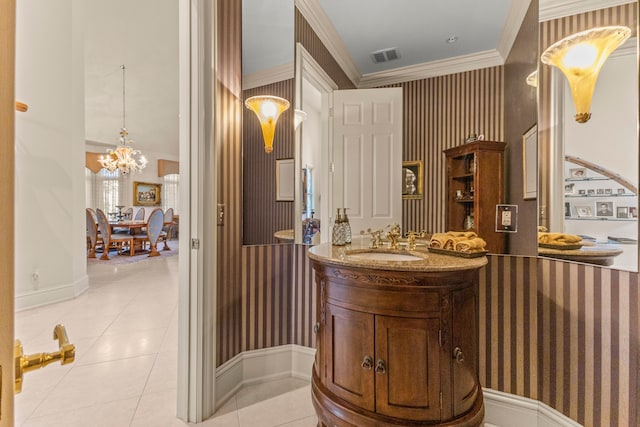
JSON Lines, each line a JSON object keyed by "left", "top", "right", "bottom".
{"left": 361, "top": 355, "right": 373, "bottom": 370}
{"left": 375, "top": 359, "right": 386, "bottom": 374}
{"left": 313, "top": 323, "right": 320, "bottom": 334}
{"left": 453, "top": 347, "right": 465, "bottom": 363}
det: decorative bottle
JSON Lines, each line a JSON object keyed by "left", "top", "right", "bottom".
{"left": 332, "top": 208, "right": 345, "bottom": 246}
{"left": 343, "top": 208, "right": 352, "bottom": 244}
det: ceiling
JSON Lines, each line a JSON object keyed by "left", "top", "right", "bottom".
{"left": 244, "top": 0, "right": 632, "bottom": 89}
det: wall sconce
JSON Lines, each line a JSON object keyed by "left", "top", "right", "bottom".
{"left": 541, "top": 26, "right": 630, "bottom": 123}
{"left": 294, "top": 109, "right": 308, "bottom": 129}
{"left": 245, "top": 95, "right": 290, "bottom": 153}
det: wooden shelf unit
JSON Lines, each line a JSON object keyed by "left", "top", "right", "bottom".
{"left": 444, "top": 141, "right": 506, "bottom": 254}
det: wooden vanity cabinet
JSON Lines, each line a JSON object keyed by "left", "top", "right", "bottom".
{"left": 311, "top": 262, "right": 484, "bottom": 427}
{"left": 444, "top": 140, "right": 506, "bottom": 254}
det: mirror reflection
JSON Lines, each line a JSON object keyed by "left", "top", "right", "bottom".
{"left": 538, "top": 3, "right": 638, "bottom": 272}
{"left": 242, "top": 0, "right": 295, "bottom": 245}
{"left": 293, "top": 0, "right": 539, "bottom": 256}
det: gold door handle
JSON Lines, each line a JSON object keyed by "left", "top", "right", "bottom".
{"left": 14, "top": 324, "right": 75, "bottom": 394}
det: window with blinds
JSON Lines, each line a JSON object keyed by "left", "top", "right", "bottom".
{"left": 162, "top": 173, "right": 179, "bottom": 214}
{"left": 85, "top": 168, "right": 126, "bottom": 214}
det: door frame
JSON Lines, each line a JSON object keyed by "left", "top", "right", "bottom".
{"left": 177, "top": 0, "right": 218, "bottom": 422}
{"left": 294, "top": 42, "right": 338, "bottom": 244}
{"left": 0, "top": 1, "right": 16, "bottom": 425}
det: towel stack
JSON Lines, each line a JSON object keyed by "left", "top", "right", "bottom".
{"left": 538, "top": 232, "right": 582, "bottom": 246}
{"left": 429, "top": 231, "right": 487, "bottom": 253}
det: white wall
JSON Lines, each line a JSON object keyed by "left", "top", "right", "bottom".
{"left": 15, "top": 0, "right": 88, "bottom": 309}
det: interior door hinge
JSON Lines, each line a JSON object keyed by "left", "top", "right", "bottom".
{"left": 191, "top": 238, "right": 200, "bottom": 250}
{"left": 329, "top": 107, "right": 334, "bottom": 117}
{"left": 329, "top": 162, "right": 335, "bottom": 173}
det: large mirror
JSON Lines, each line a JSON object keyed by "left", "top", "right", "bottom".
{"left": 242, "top": 0, "right": 295, "bottom": 245}
{"left": 538, "top": 1, "right": 638, "bottom": 271}
{"left": 292, "top": 0, "right": 539, "bottom": 255}
{"left": 241, "top": 0, "right": 542, "bottom": 253}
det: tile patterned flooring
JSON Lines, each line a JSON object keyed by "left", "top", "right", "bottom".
{"left": 15, "top": 255, "right": 316, "bottom": 427}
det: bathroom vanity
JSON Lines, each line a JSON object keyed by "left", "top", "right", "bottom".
{"left": 307, "top": 238, "right": 487, "bottom": 426}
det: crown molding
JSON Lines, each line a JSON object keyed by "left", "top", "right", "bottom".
{"left": 497, "top": 0, "right": 532, "bottom": 60}
{"left": 295, "top": 0, "right": 361, "bottom": 87}
{"left": 242, "top": 62, "right": 294, "bottom": 90}
{"left": 539, "top": 0, "right": 635, "bottom": 22}
{"left": 358, "top": 50, "right": 504, "bottom": 88}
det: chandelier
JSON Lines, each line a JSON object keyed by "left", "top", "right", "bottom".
{"left": 99, "top": 65, "right": 148, "bottom": 174}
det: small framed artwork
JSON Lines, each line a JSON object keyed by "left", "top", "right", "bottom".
{"left": 134, "top": 181, "right": 162, "bottom": 206}
{"left": 569, "top": 168, "right": 586, "bottom": 178}
{"left": 522, "top": 124, "right": 537, "bottom": 200}
{"left": 617, "top": 206, "right": 630, "bottom": 218}
{"left": 617, "top": 188, "right": 626, "bottom": 195}
{"left": 595, "top": 201, "right": 614, "bottom": 217}
{"left": 576, "top": 205, "right": 592, "bottom": 217}
{"left": 402, "top": 160, "right": 423, "bottom": 200}
{"left": 630, "top": 207, "right": 638, "bottom": 218}
{"left": 275, "top": 158, "right": 295, "bottom": 201}
{"left": 578, "top": 189, "right": 586, "bottom": 195}
{"left": 587, "top": 189, "right": 596, "bottom": 196}
{"left": 564, "top": 183, "right": 575, "bottom": 195}
{"left": 564, "top": 202, "right": 571, "bottom": 217}
{"left": 604, "top": 188, "right": 613, "bottom": 195}
{"left": 596, "top": 188, "right": 605, "bottom": 195}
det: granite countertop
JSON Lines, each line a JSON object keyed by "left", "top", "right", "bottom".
{"left": 307, "top": 236, "right": 488, "bottom": 272}
{"left": 273, "top": 229, "right": 294, "bottom": 242}
{"left": 538, "top": 242, "right": 623, "bottom": 266}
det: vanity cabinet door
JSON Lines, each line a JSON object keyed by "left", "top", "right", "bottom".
{"left": 325, "top": 303, "right": 375, "bottom": 411}
{"left": 375, "top": 315, "right": 442, "bottom": 421}
{"left": 451, "top": 285, "right": 479, "bottom": 417}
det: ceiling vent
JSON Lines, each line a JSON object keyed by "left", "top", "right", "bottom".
{"left": 371, "top": 48, "right": 400, "bottom": 64}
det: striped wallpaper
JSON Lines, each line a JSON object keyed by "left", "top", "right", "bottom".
{"left": 216, "top": 0, "right": 243, "bottom": 366}
{"left": 243, "top": 80, "right": 295, "bottom": 245}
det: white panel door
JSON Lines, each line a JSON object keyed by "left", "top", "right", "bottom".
{"left": 331, "top": 88, "right": 403, "bottom": 236}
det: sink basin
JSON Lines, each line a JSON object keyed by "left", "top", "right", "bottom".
{"left": 347, "top": 251, "right": 423, "bottom": 262}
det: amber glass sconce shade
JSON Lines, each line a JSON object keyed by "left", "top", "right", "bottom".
{"left": 245, "top": 95, "right": 290, "bottom": 153}
{"left": 541, "top": 26, "right": 631, "bottom": 123}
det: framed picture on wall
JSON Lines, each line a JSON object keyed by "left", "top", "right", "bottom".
{"left": 402, "top": 160, "right": 423, "bottom": 200}
{"left": 522, "top": 124, "right": 537, "bottom": 200}
{"left": 134, "top": 181, "right": 162, "bottom": 206}
{"left": 576, "top": 205, "right": 592, "bottom": 218}
{"left": 275, "top": 158, "right": 294, "bottom": 201}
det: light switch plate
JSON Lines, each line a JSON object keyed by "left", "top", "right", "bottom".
{"left": 217, "top": 204, "right": 225, "bottom": 226}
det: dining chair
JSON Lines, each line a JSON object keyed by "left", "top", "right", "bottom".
{"left": 86, "top": 208, "right": 101, "bottom": 258}
{"left": 96, "top": 208, "right": 134, "bottom": 260}
{"left": 123, "top": 207, "right": 133, "bottom": 220}
{"left": 134, "top": 208, "right": 145, "bottom": 221}
{"left": 134, "top": 208, "right": 164, "bottom": 257}
{"left": 162, "top": 208, "right": 174, "bottom": 250}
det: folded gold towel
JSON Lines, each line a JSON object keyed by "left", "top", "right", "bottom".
{"left": 444, "top": 236, "right": 468, "bottom": 250}
{"left": 429, "top": 234, "right": 448, "bottom": 249}
{"left": 455, "top": 237, "right": 487, "bottom": 252}
{"left": 446, "top": 231, "right": 477, "bottom": 239}
{"left": 538, "top": 232, "right": 582, "bottom": 245}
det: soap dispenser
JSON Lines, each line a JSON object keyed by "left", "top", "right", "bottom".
{"left": 343, "top": 208, "right": 352, "bottom": 244}
{"left": 332, "top": 208, "right": 345, "bottom": 246}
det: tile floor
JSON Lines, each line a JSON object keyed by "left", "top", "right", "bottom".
{"left": 15, "top": 254, "right": 317, "bottom": 427}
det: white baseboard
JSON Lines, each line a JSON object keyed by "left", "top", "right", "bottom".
{"left": 215, "top": 344, "right": 315, "bottom": 408}
{"left": 15, "top": 274, "right": 89, "bottom": 311}
{"left": 483, "top": 388, "right": 583, "bottom": 427}
{"left": 214, "top": 347, "right": 581, "bottom": 427}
